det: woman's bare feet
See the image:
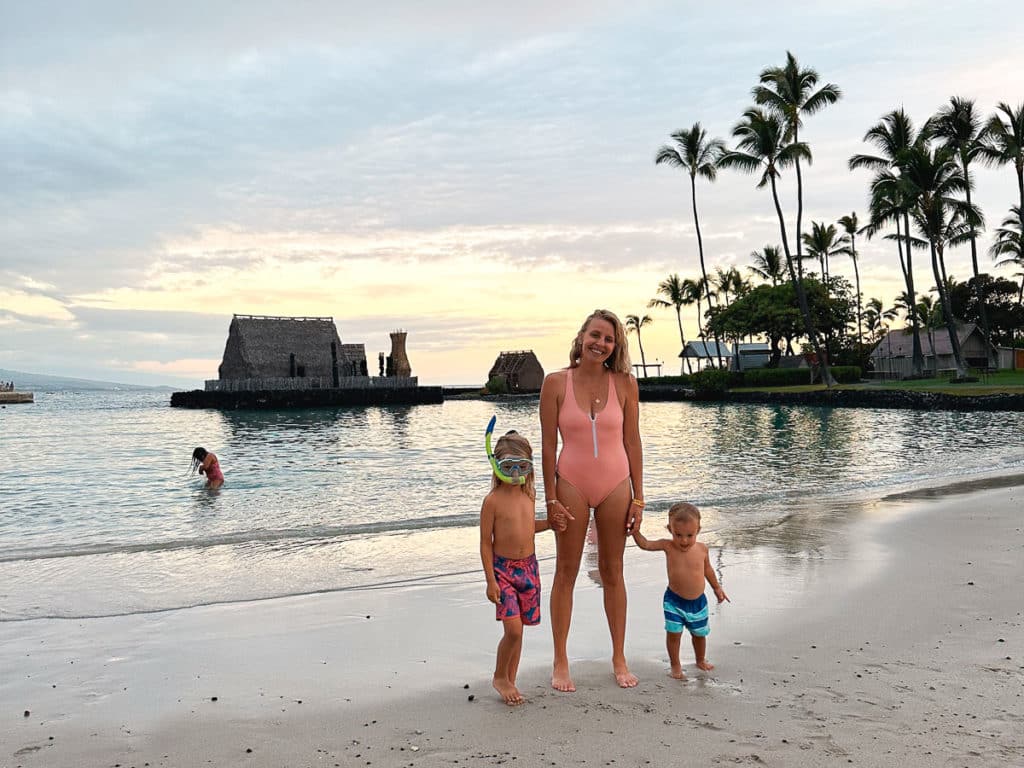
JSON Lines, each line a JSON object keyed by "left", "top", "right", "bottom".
{"left": 695, "top": 658, "right": 715, "bottom": 671}
{"left": 614, "top": 663, "right": 638, "bottom": 688}
{"left": 551, "top": 661, "right": 576, "bottom": 692}
{"left": 669, "top": 663, "right": 687, "bottom": 680}
{"left": 493, "top": 676, "right": 524, "bottom": 705}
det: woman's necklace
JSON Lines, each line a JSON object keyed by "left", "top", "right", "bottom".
{"left": 578, "top": 371, "right": 605, "bottom": 406}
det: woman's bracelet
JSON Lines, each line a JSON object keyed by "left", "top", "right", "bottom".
{"left": 546, "top": 499, "right": 561, "bottom": 506}
{"left": 631, "top": 498, "right": 645, "bottom": 508}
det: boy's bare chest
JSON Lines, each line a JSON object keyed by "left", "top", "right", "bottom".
{"left": 667, "top": 547, "right": 704, "bottom": 573}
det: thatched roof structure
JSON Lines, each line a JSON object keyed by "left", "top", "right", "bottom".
{"left": 488, "top": 350, "right": 544, "bottom": 392}
{"left": 218, "top": 315, "right": 366, "bottom": 380}
{"left": 869, "top": 323, "right": 993, "bottom": 360}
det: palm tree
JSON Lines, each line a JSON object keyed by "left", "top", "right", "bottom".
{"left": 719, "top": 107, "right": 836, "bottom": 386}
{"left": 801, "top": 221, "right": 848, "bottom": 283}
{"left": 714, "top": 267, "right": 735, "bottom": 307}
{"left": 990, "top": 206, "right": 1024, "bottom": 311}
{"left": 864, "top": 297, "right": 895, "bottom": 343}
{"left": 985, "top": 102, "right": 1024, "bottom": 235}
{"left": 916, "top": 293, "right": 943, "bottom": 377}
{"left": 927, "top": 97, "right": 995, "bottom": 365}
{"left": 837, "top": 212, "right": 866, "bottom": 352}
{"left": 901, "top": 143, "right": 975, "bottom": 378}
{"left": 850, "top": 109, "right": 926, "bottom": 376}
{"left": 864, "top": 297, "right": 898, "bottom": 377}
{"left": 753, "top": 51, "right": 841, "bottom": 279}
{"left": 648, "top": 273, "right": 692, "bottom": 374}
{"left": 681, "top": 277, "right": 709, "bottom": 343}
{"left": 656, "top": 123, "right": 727, "bottom": 366}
{"left": 748, "top": 245, "right": 786, "bottom": 286}
{"left": 727, "top": 267, "right": 749, "bottom": 301}
{"left": 625, "top": 314, "right": 653, "bottom": 378}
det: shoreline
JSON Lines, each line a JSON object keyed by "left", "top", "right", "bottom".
{"left": 3, "top": 472, "right": 1022, "bottom": 767}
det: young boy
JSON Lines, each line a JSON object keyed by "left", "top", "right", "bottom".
{"left": 632, "top": 502, "right": 729, "bottom": 679}
{"left": 479, "top": 430, "right": 551, "bottom": 705}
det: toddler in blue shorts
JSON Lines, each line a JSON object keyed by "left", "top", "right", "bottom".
{"left": 633, "top": 502, "right": 729, "bottom": 679}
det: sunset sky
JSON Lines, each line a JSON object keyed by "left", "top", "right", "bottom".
{"left": 3, "top": 1, "right": 1022, "bottom": 386}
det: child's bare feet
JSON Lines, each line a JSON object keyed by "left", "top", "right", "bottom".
{"left": 696, "top": 659, "right": 715, "bottom": 671}
{"left": 614, "top": 663, "right": 638, "bottom": 688}
{"left": 493, "top": 676, "right": 524, "bottom": 705}
{"left": 669, "top": 663, "right": 687, "bottom": 680}
{"left": 551, "top": 661, "right": 575, "bottom": 692}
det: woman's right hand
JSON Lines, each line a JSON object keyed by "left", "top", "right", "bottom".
{"left": 546, "top": 499, "right": 575, "bottom": 532}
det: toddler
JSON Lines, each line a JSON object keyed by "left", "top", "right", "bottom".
{"left": 633, "top": 502, "right": 729, "bottom": 679}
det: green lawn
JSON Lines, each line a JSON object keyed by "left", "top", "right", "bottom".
{"left": 732, "top": 369, "right": 1024, "bottom": 396}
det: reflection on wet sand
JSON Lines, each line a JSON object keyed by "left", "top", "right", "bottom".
{"left": 882, "top": 472, "right": 1024, "bottom": 501}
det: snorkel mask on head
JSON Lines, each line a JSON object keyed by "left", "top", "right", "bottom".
{"left": 485, "top": 415, "right": 531, "bottom": 485}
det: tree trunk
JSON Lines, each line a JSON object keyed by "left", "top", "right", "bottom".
{"left": 852, "top": 233, "right": 863, "bottom": 354}
{"left": 769, "top": 175, "right": 836, "bottom": 387}
{"left": 691, "top": 175, "right": 724, "bottom": 368}
{"left": 930, "top": 240, "right": 969, "bottom": 378}
{"left": 961, "top": 159, "right": 995, "bottom": 367}
{"left": 902, "top": 211, "right": 925, "bottom": 375}
{"left": 636, "top": 331, "right": 648, "bottom": 378}
{"left": 676, "top": 308, "right": 692, "bottom": 374}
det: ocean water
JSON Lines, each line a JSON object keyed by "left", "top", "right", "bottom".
{"left": 2, "top": 391, "right": 1023, "bottom": 621}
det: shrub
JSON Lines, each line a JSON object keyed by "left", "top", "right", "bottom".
{"left": 485, "top": 375, "right": 508, "bottom": 395}
{"left": 638, "top": 374, "right": 692, "bottom": 386}
{"left": 691, "top": 368, "right": 731, "bottom": 398}
{"left": 830, "top": 365, "right": 862, "bottom": 383}
{"left": 742, "top": 368, "right": 810, "bottom": 387}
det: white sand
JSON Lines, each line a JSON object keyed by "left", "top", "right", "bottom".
{"left": 2, "top": 481, "right": 1022, "bottom": 768}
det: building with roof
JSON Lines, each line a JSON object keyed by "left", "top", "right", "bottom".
{"left": 731, "top": 342, "right": 772, "bottom": 371}
{"left": 215, "top": 315, "right": 367, "bottom": 389}
{"left": 488, "top": 350, "right": 544, "bottom": 393}
{"left": 680, "top": 341, "right": 732, "bottom": 371}
{"left": 869, "top": 323, "right": 999, "bottom": 379}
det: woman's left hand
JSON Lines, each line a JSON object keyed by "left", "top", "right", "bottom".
{"left": 626, "top": 501, "right": 643, "bottom": 534}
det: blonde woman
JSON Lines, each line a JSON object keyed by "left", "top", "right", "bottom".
{"left": 539, "top": 309, "right": 644, "bottom": 691}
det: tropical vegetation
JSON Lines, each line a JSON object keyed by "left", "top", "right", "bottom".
{"left": 647, "top": 52, "right": 1022, "bottom": 388}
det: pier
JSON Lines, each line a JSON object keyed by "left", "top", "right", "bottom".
{"left": 0, "top": 381, "right": 33, "bottom": 404}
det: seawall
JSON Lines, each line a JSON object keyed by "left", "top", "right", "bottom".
{"left": 170, "top": 386, "right": 443, "bottom": 409}
{"left": 637, "top": 384, "right": 1024, "bottom": 411}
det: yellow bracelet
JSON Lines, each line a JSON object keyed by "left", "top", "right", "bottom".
{"left": 631, "top": 498, "right": 645, "bottom": 507}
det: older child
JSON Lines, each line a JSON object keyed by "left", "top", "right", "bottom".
{"left": 632, "top": 502, "right": 729, "bottom": 679}
{"left": 479, "top": 430, "right": 551, "bottom": 705}
{"left": 190, "top": 447, "right": 224, "bottom": 489}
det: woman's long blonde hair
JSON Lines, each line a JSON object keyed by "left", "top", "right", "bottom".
{"left": 568, "top": 309, "right": 631, "bottom": 374}
{"left": 490, "top": 430, "right": 536, "bottom": 500}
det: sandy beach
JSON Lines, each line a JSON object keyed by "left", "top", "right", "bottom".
{"left": 3, "top": 478, "right": 1022, "bottom": 768}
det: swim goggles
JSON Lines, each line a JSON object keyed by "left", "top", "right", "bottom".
{"left": 496, "top": 457, "right": 533, "bottom": 477}
{"left": 485, "top": 415, "right": 527, "bottom": 486}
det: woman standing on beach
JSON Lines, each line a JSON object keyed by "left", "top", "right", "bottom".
{"left": 540, "top": 309, "right": 644, "bottom": 690}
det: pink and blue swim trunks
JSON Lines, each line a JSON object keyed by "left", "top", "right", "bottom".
{"left": 493, "top": 553, "right": 541, "bottom": 626}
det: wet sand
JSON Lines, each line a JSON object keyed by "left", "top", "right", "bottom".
{"left": 2, "top": 480, "right": 1022, "bottom": 768}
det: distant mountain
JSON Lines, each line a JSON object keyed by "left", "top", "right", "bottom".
{"left": 0, "top": 368, "right": 176, "bottom": 392}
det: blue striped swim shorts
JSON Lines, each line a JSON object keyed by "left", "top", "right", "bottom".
{"left": 663, "top": 588, "right": 709, "bottom": 637}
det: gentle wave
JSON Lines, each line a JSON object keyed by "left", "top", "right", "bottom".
{"left": 0, "top": 513, "right": 478, "bottom": 564}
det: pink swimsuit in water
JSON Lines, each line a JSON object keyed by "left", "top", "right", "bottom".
{"left": 556, "top": 370, "right": 630, "bottom": 508}
{"left": 204, "top": 458, "right": 224, "bottom": 483}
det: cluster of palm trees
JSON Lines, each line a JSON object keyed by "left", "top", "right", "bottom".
{"left": 644, "top": 50, "right": 1023, "bottom": 385}
{"left": 849, "top": 100, "right": 1024, "bottom": 378}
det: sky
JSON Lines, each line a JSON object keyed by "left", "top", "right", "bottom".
{"left": 2, "top": 1, "right": 1022, "bottom": 387}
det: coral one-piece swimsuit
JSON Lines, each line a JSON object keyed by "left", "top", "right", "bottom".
{"left": 205, "top": 458, "right": 224, "bottom": 483}
{"left": 556, "top": 370, "right": 630, "bottom": 508}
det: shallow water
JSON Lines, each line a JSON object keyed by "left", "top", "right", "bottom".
{"left": 1, "top": 391, "right": 1022, "bottom": 620}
